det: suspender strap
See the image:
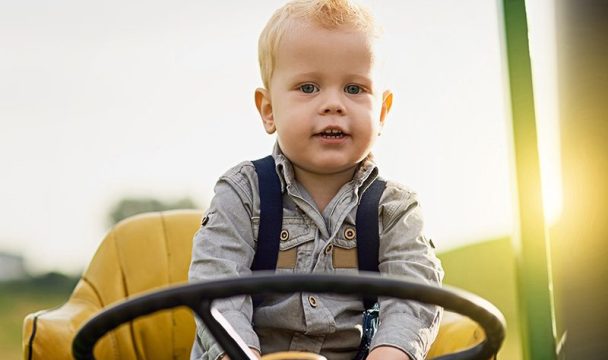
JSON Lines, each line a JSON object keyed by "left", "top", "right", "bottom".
{"left": 356, "top": 179, "right": 386, "bottom": 309}
{"left": 250, "top": 156, "right": 283, "bottom": 272}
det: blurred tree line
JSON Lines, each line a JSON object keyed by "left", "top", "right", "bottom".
{"left": 108, "top": 197, "right": 200, "bottom": 225}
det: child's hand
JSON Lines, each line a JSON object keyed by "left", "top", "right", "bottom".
{"left": 366, "top": 346, "right": 412, "bottom": 360}
{"left": 220, "top": 348, "right": 262, "bottom": 360}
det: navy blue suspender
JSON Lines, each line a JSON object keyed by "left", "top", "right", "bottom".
{"left": 356, "top": 177, "right": 385, "bottom": 310}
{"left": 250, "top": 156, "right": 283, "bottom": 272}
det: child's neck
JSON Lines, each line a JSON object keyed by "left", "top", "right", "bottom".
{"left": 293, "top": 165, "right": 357, "bottom": 214}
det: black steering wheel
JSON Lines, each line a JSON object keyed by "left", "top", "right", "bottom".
{"left": 72, "top": 273, "right": 506, "bottom": 360}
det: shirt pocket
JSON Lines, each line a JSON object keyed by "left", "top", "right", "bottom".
{"left": 252, "top": 216, "right": 314, "bottom": 270}
{"left": 324, "top": 224, "right": 361, "bottom": 301}
{"left": 332, "top": 223, "right": 359, "bottom": 270}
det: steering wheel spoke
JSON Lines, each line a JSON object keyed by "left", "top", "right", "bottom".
{"left": 195, "top": 300, "right": 258, "bottom": 360}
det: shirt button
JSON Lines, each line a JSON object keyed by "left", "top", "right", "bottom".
{"left": 324, "top": 244, "right": 333, "bottom": 255}
{"left": 308, "top": 295, "right": 318, "bottom": 308}
{"left": 280, "top": 229, "right": 289, "bottom": 241}
{"left": 344, "top": 227, "right": 356, "bottom": 240}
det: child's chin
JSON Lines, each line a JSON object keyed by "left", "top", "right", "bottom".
{"left": 309, "top": 161, "right": 359, "bottom": 175}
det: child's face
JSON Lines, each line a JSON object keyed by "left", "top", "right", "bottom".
{"left": 256, "top": 21, "right": 392, "bottom": 178}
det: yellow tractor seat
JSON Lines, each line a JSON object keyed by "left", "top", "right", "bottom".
{"left": 22, "top": 210, "right": 484, "bottom": 359}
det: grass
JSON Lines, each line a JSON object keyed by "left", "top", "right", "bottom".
{"left": 0, "top": 273, "right": 78, "bottom": 359}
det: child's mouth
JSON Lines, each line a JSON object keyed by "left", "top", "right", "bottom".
{"left": 317, "top": 129, "right": 346, "bottom": 139}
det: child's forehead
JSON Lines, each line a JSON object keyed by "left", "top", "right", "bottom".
{"left": 283, "top": 19, "right": 374, "bottom": 45}
{"left": 275, "top": 20, "right": 382, "bottom": 75}
{"left": 279, "top": 20, "right": 375, "bottom": 59}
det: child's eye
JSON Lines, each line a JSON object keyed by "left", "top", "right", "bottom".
{"left": 344, "top": 84, "right": 362, "bottom": 94}
{"left": 299, "top": 84, "right": 319, "bottom": 94}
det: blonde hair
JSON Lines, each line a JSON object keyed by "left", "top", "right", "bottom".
{"left": 258, "top": 0, "right": 380, "bottom": 89}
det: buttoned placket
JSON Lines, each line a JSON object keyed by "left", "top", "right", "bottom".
{"left": 273, "top": 147, "right": 379, "bottom": 354}
{"left": 283, "top": 180, "right": 363, "bottom": 340}
{"left": 281, "top": 184, "right": 331, "bottom": 351}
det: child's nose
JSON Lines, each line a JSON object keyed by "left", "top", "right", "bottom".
{"left": 323, "top": 106, "right": 344, "bottom": 114}
{"left": 320, "top": 92, "right": 346, "bottom": 115}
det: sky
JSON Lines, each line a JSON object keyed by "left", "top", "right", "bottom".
{"left": 0, "top": 0, "right": 558, "bottom": 275}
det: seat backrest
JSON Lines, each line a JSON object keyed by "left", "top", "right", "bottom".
{"left": 23, "top": 210, "right": 202, "bottom": 359}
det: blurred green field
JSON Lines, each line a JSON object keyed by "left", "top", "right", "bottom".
{"left": 1, "top": 238, "right": 521, "bottom": 359}
{"left": 0, "top": 273, "right": 78, "bottom": 359}
{"left": 440, "top": 237, "right": 522, "bottom": 360}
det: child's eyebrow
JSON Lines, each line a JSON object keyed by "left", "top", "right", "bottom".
{"left": 289, "top": 71, "right": 322, "bottom": 80}
{"left": 289, "top": 71, "right": 373, "bottom": 84}
{"left": 346, "top": 74, "right": 373, "bottom": 84}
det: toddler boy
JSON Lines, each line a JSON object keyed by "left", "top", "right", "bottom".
{"left": 189, "top": 1, "right": 443, "bottom": 359}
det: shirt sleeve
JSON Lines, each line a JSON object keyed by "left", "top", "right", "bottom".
{"left": 188, "top": 175, "right": 261, "bottom": 360}
{"left": 369, "top": 183, "right": 444, "bottom": 360}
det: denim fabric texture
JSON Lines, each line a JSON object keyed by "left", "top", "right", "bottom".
{"left": 189, "top": 145, "right": 444, "bottom": 360}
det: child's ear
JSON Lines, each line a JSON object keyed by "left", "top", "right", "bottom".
{"left": 255, "top": 88, "right": 275, "bottom": 134}
{"left": 379, "top": 90, "right": 393, "bottom": 126}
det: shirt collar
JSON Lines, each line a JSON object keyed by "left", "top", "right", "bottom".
{"left": 270, "top": 142, "right": 379, "bottom": 195}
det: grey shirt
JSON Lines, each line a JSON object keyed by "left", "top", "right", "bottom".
{"left": 189, "top": 146, "right": 444, "bottom": 360}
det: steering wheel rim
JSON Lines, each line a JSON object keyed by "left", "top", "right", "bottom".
{"left": 72, "top": 272, "right": 506, "bottom": 360}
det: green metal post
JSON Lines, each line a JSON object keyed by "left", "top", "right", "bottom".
{"left": 500, "top": 1, "right": 557, "bottom": 359}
